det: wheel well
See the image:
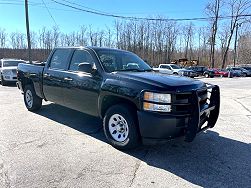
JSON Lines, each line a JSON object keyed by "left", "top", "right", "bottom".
{"left": 100, "top": 96, "right": 138, "bottom": 118}
{"left": 21, "top": 78, "right": 34, "bottom": 90}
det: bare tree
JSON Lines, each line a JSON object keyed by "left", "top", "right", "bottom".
{"left": 238, "top": 32, "right": 251, "bottom": 64}
{"left": 77, "top": 25, "right": 88, "bottom": 46}
{"left": 9, "top": 32, "right": 26, "bottom": 49}
{"left": 52, "top": 26, "right": 60, "bottom": 48}
{"left": 206, "top": 0, "right": 221, "bottom": 68}
{"left": 0, "top": 28, "right": 7, "bottom": 48}
{"left": 221, "top": 0, "right": 251, "bottom": 68}
{"left": 183, "top": 22, "right": 194, "bottom": 61}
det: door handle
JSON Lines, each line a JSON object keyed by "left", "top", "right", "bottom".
{"left": 64, "top": 77, "right": 73, "bottom": 81}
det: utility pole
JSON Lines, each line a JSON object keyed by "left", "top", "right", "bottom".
{"left": 233, "top": 23, "right": 241, "bottom": 67}
{"left": 25, "top": 0, "right": 32, "bottom": 63}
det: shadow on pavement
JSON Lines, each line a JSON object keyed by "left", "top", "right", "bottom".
{"left": 36, "top": 103, "right": 251, "bottom": 188}
{"left": 0, "top": 82, "right": 17, "bottom": 87}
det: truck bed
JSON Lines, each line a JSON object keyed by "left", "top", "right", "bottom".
{"left": 17, "top": 63, "right": 45, "bottom": 98}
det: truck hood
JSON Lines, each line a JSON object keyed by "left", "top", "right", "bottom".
{"left": 113, "top": 71, "right": 206, "bottom": 91}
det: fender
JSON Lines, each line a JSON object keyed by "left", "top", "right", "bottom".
{"left": 98, "top": 78, "right": 141, "bottom": 118}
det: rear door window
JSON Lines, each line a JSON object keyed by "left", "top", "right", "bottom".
{"left": 50, "top": 49, "right": 71, "bottom": 70}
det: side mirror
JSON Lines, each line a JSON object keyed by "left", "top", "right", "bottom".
{"left": 78, "top": 62, "right": 93, "bottom": 73}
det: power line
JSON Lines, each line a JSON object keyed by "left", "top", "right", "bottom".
{"left": 60, "top": 0, "right": 109, "bottom": 14}
{"left": 0, "top": 1, "right": 82, "bottom": 12}
{"left": 50, "top": 0, "right": 251, "bottom": 22}
{"left": 41, "top": 0, "right": 58, "bottom": 26}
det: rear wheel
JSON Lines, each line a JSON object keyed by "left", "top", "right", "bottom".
{"left": 173, "top": 72, "right": 178, "bottom": 75}
{"left": 24, "top": 85, "right": 42, "bottom": 111}
{"left": 103, "top": 104, "right": 140, "bottom": 150}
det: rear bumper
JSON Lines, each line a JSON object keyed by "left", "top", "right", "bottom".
{"left": 137, "top": 85, "right": 220, "bottom": 145}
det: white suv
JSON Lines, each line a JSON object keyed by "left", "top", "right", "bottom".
{"left": 0, "top": 59, "right": 25, "bottom": 86}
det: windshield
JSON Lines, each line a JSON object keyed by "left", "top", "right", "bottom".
{"left": 170, "top": 64, "right": 181, "bottom": 69}
{"left": 96, "top": 49, "right": 152, "bottom": 72}
{"left": 232, "top": 68, "right": 241, "bottom": 71}
{"left": 3, "top": 61, "right": 23, "bottom": 67}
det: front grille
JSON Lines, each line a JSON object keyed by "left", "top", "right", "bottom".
{"left": 12, "top": 69, "right": 17, "bottom": 74}
{"left": 172, "top": 89, "right": 208, "bottom": 114}
{"left": 198, "top": 89, "right": 208, "bottom": 106}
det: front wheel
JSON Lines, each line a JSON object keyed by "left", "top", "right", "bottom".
{"left": 24, "top": 85, "right": 42, "bottom": 111}
{"left": 1, "top": 75, "right": 7, "bottom": 86}
{"left": 103, "top": 104, "right": 140, "bottom": 150}
{"left": 204, "top": 73, "right": 209, "bottom": 78}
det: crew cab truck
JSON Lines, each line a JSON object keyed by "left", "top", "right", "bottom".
{"left": 17, "top": 47, "right": 220, "bottom": 150}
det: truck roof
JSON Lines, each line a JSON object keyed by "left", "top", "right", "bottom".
{"left": 54, "top": 46, "right": 131, "bottom": 53}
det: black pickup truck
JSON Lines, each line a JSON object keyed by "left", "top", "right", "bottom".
{"left": 17, "top": 47, "right": 220, "bottom": 150}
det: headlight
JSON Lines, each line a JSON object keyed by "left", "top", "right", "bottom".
{"left": 2, "top": 70, "right": 12, "bottom": 75}
{"left": 143, "top": 92, "right": 171, "bottom": 112}
{"left": 144, "top": 92, "right": 171, "bottom": 103}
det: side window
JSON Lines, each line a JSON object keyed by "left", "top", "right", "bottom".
{"left": 160, "top": 65, "right": 169, "bottom": 69}
{"left": 50, "top": 49, "right": 71, "bottom": 70}
{"left": 69, "top": 50, "right": 94, "bottom": 71}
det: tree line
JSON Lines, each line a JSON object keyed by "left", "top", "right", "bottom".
{"left": 0, "top": 0, "right": 251, "bottom": 68}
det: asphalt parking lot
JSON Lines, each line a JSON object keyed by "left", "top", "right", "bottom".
{"left": 0, "top": 77, "right": 251, "bottom": 188}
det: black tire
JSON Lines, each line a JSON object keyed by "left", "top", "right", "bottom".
{"left": 204, "top": 73, "right": 209, "bottom": 78}
{"left": 243, "top": 73, "right": 247, "bottom": 77}
{"left": 103, "top": 104, "right": 140, "bottom": 150}
{"left": 1, "top": 75, "right": 7, "bottom": 86}
{"left": 173, "top": 72, "right": 178, "bottom": 75}
{"left": 24, "top": 85, "right": 42, "bottom": 111}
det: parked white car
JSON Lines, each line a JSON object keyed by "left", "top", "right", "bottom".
{"left": 0, "top": 59, "right": 25, "bottom": 86}
{"left": 153, "top": 64, "right": 197, "bottom": 77}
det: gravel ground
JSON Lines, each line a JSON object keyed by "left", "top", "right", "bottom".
{"left": 0, "top": 77, "right": 251, "bottom": 188}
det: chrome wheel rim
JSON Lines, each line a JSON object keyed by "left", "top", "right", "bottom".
{"left": 25, "top": 90, "right": 33, "bottom": 108}
{"left": 108, "top": 114, "right": 129, "bottom": 142}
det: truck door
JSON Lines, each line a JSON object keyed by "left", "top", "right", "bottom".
{"left": 43, "top": 49, "right": 72, "bottom": 104}
{"left": 62, "top": 49, "right": 102, "bottom": 117}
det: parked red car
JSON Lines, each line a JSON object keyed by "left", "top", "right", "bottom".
{"left": 210, "top": 68, "right": 229, "bottom": 77}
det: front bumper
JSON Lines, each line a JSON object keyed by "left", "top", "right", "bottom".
{"left": 2, "top": 75, "right": 17, "bottom": 81}
{"left": 137, "top": 84, "right": 220, "bottom": 144}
